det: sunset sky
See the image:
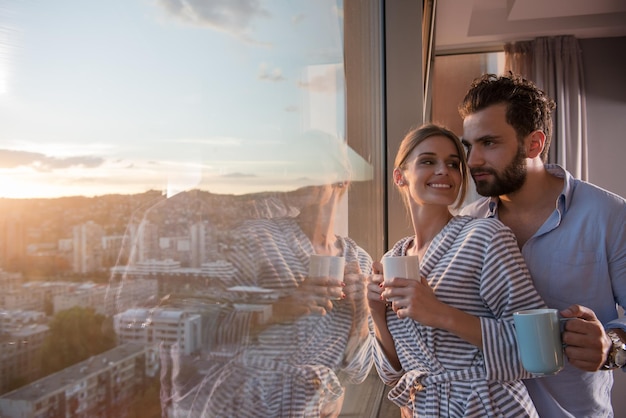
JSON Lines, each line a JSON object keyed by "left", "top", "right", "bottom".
{"left": 0, "top": 0, "right": 355, "bottom": 198}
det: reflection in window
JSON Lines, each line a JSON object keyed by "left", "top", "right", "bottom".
{"left": 431, "top": 52, "right": 504, "bottom": 136}
{"left": 0, "top": 1, "right": 385, "bottom": 417}
{"left": 430, "top": 51, "right": 504, "bottom": 206}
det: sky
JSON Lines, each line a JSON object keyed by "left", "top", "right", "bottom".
{"left": 0, "top": 0, "right": 364, "bottom": 198}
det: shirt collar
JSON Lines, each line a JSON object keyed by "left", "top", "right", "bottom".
{"left": 545, "top": 164, "right": 573, "bottom": 214}
{"left": 485, "top": 164, "right": 573, "bottom": 218}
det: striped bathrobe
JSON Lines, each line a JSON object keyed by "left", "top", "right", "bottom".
{"left": 174, "top": 217, "right": 373, "bottom": 418}
{"left": 374, "top": 216, "right": 546, "bottom": 418}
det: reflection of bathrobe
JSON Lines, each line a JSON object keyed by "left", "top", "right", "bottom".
{"left": 374, "top": 216, "right": 546, "bottom": 418}
{"left": 180, "top": 218, "right": 373, "bottom": 418}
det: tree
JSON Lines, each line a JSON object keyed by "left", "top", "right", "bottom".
{"left": 40, "top": 307, "right": 116, "bottom": 375}
{"left": 5, "top": 376, "right": 29, "bottom": 393}
{"left": 127, "top": 377, "right": 162, "bottom": 418}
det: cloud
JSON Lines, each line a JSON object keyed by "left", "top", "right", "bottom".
{"left": 156, "top": 0, "right": 270, "bottom": 42}
{"left": 297, "top": 68, "right": 340, "bottom": 93}
{"left": 174, "top": 136, "right": 243, "bottom": 146}
{"left": 0, "top": 149, "right": 104, "bottom": 171}
{"left": 221, "top": 172, "right": 257, "bottom": 178}
{"left": 292, "top": 13, "right": 305, "bottom": 25}
{"left": 284, "top": 105, "right": 298, "bottom": 112}
{"left": 258, "top": 63, "right": 285, "bottom": 82}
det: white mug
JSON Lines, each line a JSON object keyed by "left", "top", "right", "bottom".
{"left": 382, "top": 255, "right": 420, "bottom": 301}
{"left": 309, "top": 255, "right": 345, "bottom": 300}
{"left": 382, "top": 255, "right": 420, "bottom": 282}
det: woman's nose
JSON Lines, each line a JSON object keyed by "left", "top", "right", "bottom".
{"left": 435, "top": 162, "right": 448, "bottom": 175}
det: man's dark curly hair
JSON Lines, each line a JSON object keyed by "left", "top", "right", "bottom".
{"left": 458, "top": 73, "right": 556, "bottom": 162}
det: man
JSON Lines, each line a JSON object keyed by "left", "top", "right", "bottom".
{"left": 459, "top": 73, "right": 626, "bottom": 417}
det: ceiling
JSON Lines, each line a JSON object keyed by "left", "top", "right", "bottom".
{"left": 434, "top": 0, "right": 626, "bottom": 53}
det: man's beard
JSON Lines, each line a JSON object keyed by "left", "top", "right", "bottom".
{"left": 472, "top": 145, "right": 527, "bottom": 197}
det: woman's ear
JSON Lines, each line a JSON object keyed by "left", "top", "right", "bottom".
{"left": 393, "top": 168, "right": 406, "bottom": 186}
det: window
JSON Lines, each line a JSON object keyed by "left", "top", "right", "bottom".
{"left": 431, "top": 52, "right": 505, "bottom": 137}
{"left": 430, "top": 51, "right": 505, "bottom": 205}
{"left": 0, "top": 1, "right": 388, "bottom": 417}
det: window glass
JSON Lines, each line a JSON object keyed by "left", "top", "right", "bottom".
{"left": 431, "top": 51, "right": 504, "bottom": 205}
{"left": 0, "top": 1, "right": 385, "bottom": 417}
{"left": 431, "top": 52, "right": 504, "bottom": 136}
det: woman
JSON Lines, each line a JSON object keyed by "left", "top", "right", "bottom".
{"left": 167, "top": 131, "right": 373, "bottom": 417}
{"left": 367, "top": 124, "right": 546, "bottom": 417}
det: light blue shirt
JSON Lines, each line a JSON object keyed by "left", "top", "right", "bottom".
{"left": 461, "top": 164, "right": 626, "bottom": 418}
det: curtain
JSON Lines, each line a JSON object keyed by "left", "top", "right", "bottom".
{"left": 504, "top": 35, "right": 588, "bottom": 180}
{"left": 504, "top": 41, "right": 534, "bottom": 79}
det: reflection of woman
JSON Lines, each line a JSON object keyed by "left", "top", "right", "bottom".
{"left": 173, "top": 132, "right": 372, "bottom": 417}
{"left": 367, "top": 124, "right": 546, "bottom": 417}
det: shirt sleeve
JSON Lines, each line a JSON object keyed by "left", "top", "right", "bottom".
{"left": 340, "top": 326, "right": 374, "bottom": 384}
{"left": 371, "top": 329, "right": 405, "bottom": 386}
{"left": 605, "top": 319, "right": 626, "bottom": 331}
{"left": 337, "top": 241, "right": 375, "bottom": 384}
{"left": 605, "top": 206, "right": 626, "bottom": 373}
{"left": 609, "top": 205, "right": 626, "bottom": 315}
{"left": 478, "top": 225, "right": 548, "bottom": 381}
{"left": 370, "top": 305, "right": 410, "bottom": 387}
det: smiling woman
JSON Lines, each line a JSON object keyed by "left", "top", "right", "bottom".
{"left": 370, "top": 124, "right": 546, "bottom": 417}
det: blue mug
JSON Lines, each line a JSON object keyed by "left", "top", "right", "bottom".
{"left": 513, "top": 308, "right": 565, "bottom": 375}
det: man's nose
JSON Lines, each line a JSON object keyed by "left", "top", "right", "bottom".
{"left": 466, "top": 146, "right": 482, "bottom": 167}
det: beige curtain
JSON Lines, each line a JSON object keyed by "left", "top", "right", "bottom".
{"left": 504, "top": 35, "right": 588, "bottom": 180}
{"left": 504, "top": 41, "right": 534, "bottom": 79}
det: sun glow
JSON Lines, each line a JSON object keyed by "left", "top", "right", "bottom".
{"left": 0, "top": 165, "right": 164, "bottom": 199}
{"left": 0, "top": 174, "right": 66, "bottom": 199}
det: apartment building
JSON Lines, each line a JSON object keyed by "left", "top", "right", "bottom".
{"left": 51, "top": 279, "right": 158, "bottom": 317}
{"left": 53, "top": 282, "right": 109, "bottom": 315}
{"left": 114, "top": 308, "right": 201, "bottom": 356}
{"left": 0, "top": 270, "right": 22, "bottom": 291}
{"left": 0, "top": 310, "right": 49, "bottom": 395}
{"left": 0, "top": 344, "right": 153, "bottom": 418}
{"left": 72, "top": 221, "right": 105, "bottom": 274}
{"left": 0, "top": 281, "right": 73, "bottom": 313}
